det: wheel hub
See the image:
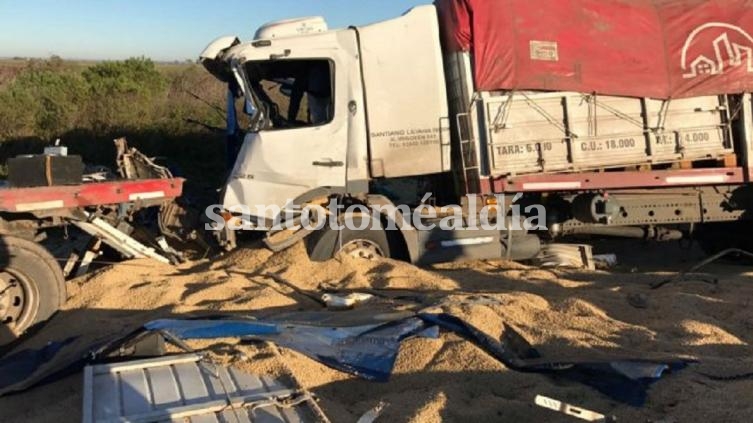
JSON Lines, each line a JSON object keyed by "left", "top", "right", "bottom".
{"left": 339, "top": 239, "right": 385, "bottom": 261}
{"left": 0, "top": 270, "right": 38, "bottom": 336}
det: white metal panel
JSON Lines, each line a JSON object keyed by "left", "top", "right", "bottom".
{"left": 485, "top": 92, "right": 571, "bottom": 174}
{"left": 254, "top": 17, "right": 328, "bottom": 40}
{"left": 645, "top": 96, "right": 731, "bottom": 161}
{"left": 82, "top": 354, "right": 317, "bottom": 423}
{"left": 339, "top": 27, "right": 372, "bottom": 192}
{"left": 358, "top": 6, "right": 451, "bottom": 178}
{"left": 568, "top": 94, "right": 651, "bottom": 169}
{"left": 481, "top": 91, "right": 734, "bottom": 177}
{"left": 73, "top": 213, "right": 170, "bottom": 264}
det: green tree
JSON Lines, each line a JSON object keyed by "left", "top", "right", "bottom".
{"left": 82, "top": 57, "right": 167, "bottom": 130}
{"left": 0, "top": 65, "right": 86, "bottom": 139}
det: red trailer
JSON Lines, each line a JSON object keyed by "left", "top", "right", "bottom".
{"left": 0, "top": 140, "right": 191, "bottom": 345}
{"left": 435, "top": 0, "right": 753, "bottom": 252}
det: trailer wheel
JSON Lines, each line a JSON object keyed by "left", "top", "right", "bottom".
{"left": 307, "top": 220, "right": 391, "bottom": 262}
{"left": 0, "top": 235, "right": 66, "bottom": 344}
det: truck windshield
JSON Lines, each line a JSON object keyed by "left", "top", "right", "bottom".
{"left": 243, "top": 59, "right": 334, "bottom": 131}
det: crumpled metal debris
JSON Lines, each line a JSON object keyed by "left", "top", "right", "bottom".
{"left": 535, "top": 395, "right": 615, "bottom": 422}
{"left": 593, "top": 254, "right": 618, "bottom": 269}
{"left": 145, "top": 316, "right": 439, "bottom": 382}
{"left": 418, "top": 313, "right": 687, "bottom": 407}
{"left": 0, "top": 311, "right": 686, "bottom": 407}
{"left": 536, "top": 244, "right": 595, "bottom": 270}
{"left": 321, "top": 293, "right": 374, "bottom": 309}
{"left": 356, "top": 401, "right": 389, "bottom": 423}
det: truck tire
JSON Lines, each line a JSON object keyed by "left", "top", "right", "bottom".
{"left": 0, "top": 235, "right": 66, "bottom": 344}
{"left": 307, "top": 223, "right": 391, "bottom": 262}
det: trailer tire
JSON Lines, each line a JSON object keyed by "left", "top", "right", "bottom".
{"left": 307, "top": 218, "right": 391, "bottom": 262}
{"left": 0, "top": 235, "right": 66, "bottom": 344}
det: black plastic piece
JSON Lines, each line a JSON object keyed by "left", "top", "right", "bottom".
{"left": 7, "top": 155, "right": 84, "bottom": 188}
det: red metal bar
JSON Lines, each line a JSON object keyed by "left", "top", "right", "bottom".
{"left": 0, "top": 178, "right": 185, "bottom": 213}
{"left": 480, "top": 168, "right": 745, "bottom": 194}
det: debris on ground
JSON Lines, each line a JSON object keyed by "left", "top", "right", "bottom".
{"left": 534, "top": 395, "right": 614, "bottom": 422}
{"left": 593, "top": 254, "right": 618, "bottom": 269}
{"left": 82, "top": 353, "right": 326, "bottom": 423}
{"left": 2, "top": 242, "right": 753, "bottom": 422}
{"left": 356, "top": 401, "right": 389, "bottom": 423}
{"left": 0, "top": 309, "right": 683, "bottom": 407}
{"left": 536, "top": 244, "right": 595, "bottom": 270}
{"left": 321, "top": 293, "right": 374, "bottom": 309}
{"left": 417, "top": 313, "right": 685, "bottom": 407}
{"left": 144, "top": 315, "right": 439, "bottom": 382}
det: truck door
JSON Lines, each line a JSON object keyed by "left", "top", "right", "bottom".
{"left": 221, "top": 32, "right": 362, "bottom": 224}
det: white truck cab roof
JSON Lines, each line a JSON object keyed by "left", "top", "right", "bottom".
{"left": 254, "top": 16, "right": 328, "bottom": 40}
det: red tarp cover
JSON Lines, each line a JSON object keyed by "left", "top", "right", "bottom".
{"left": 436, "top": 0, "right": 753, "bottom": 99}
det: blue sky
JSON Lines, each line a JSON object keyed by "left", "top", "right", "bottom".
{"left": 0, "top": 0, "right": 427, "bottom": 61}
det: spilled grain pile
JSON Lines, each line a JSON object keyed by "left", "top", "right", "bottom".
{"left": 2, "top": 242, "right": 753, "bottom": 422}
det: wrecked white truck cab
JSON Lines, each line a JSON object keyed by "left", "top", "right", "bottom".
{"left": 201, "top": 7, "right": 466, "bottom": 262}
{"left": 202, "top": 6, "right": 449, "bottom": 209}
{"left": 202, "top": 6, "right": 450, "bottom": 211}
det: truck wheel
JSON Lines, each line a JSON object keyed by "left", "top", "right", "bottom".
{"left": 307, "top": 225, "right": 391, "bottom": 262}
{"left": 0, "top": 235, "right": 66, "bottom": 344}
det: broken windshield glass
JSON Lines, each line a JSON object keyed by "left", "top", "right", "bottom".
{"left": 242, "top": 59, "right": 334, "bottom": 131}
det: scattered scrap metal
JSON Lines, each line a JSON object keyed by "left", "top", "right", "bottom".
{"left": 535, "top": 244, "right": 596, "bottom": 270}
{"left": 534, "top": 395, "right": 616, "bottom": 422}
{"left": 355, "top": 401, "right": 389, "bottom": 423}
{"left": 1, "top": 309, "right": 685, "bottom": 414}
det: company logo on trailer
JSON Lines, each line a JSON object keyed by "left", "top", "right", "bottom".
{"left": 681, "top": 23, "right": 753, "bottom": 79}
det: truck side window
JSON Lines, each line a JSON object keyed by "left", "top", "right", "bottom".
{"left": 244, "top": 59, "right": 334, "bottom": 130}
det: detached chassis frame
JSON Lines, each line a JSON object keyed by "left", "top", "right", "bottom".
{"left": 0, "top": 178, "right": 185, "bottom": 270}
{"left": 0, "top": 178, "right": 184, "bottom": 214}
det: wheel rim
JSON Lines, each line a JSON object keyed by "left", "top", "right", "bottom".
{"left": 339, "top": 239, "right": 385, "bottom": 260}
{"left": 0, "top": 269, "right": 39, "bottom": 336}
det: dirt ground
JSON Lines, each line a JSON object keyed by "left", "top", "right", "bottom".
{"left": 2, "top": 239, "right": 753, "bottom": 422}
